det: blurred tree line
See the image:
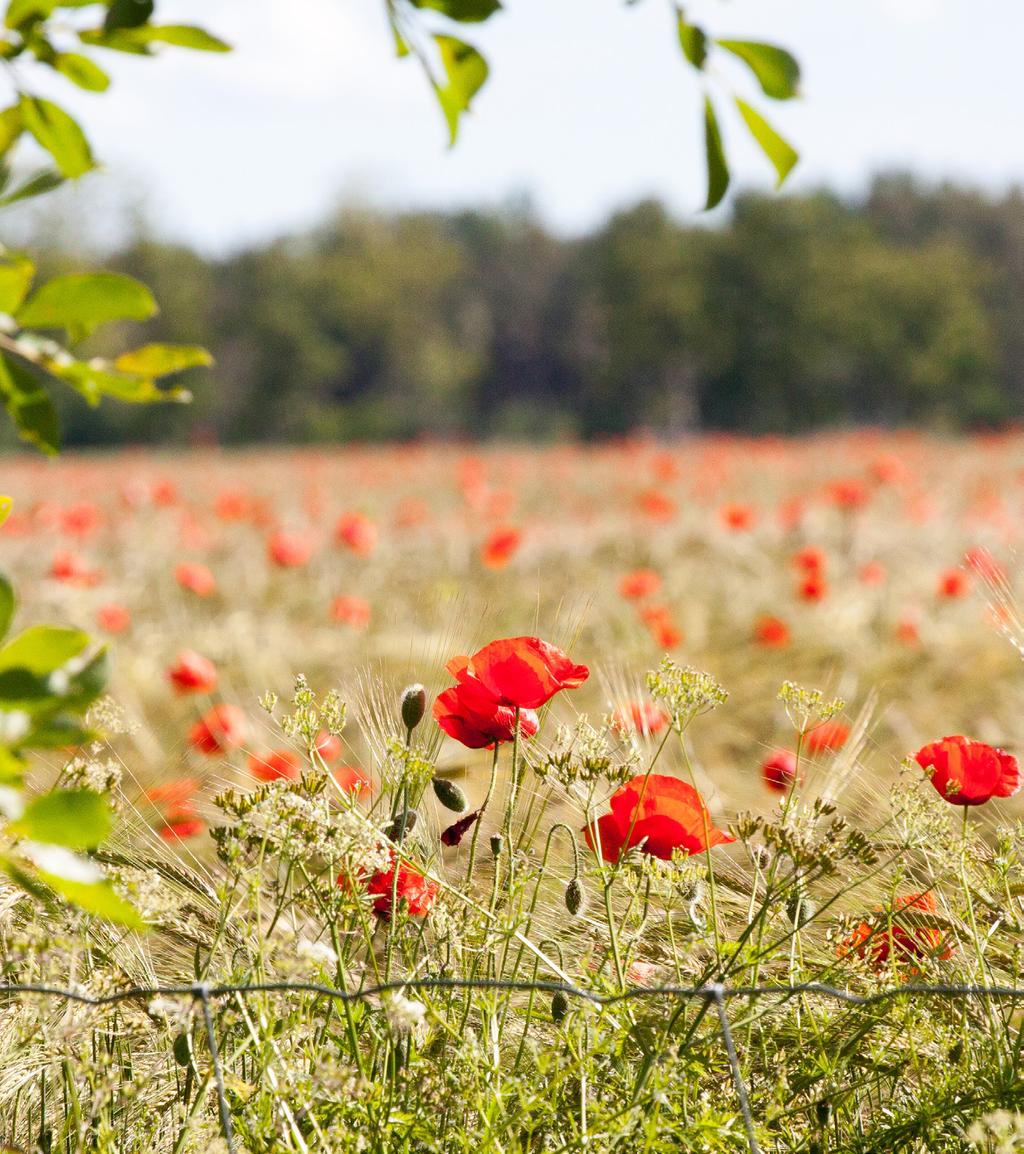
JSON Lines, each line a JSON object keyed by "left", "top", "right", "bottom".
{"left": 15, "top": 173, "right": 1024, "bottom": 446}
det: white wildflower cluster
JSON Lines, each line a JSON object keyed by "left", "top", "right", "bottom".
{"left": 218, "top": 782, "right": 391, "bottom": 876}
{"left": 269, "top": 933, "right": 340, "bottom": 979}
{"left": 538, "top": 716, "right": 638, "bottom": 788}
{"left": 646, "top": 659, "right": 727, "bottom": 731}
{"left": 111, "top": 868, "right": 184, "bottom": 922}
{"left": 382, "top": 989, "right": 428, "bottom": 1041}
{"left": 778, "top": 681, "right": 845, "bottom": 735}
{"left": 85, "top": 696, "right": 138, "bottom": 736}
{"left": 63, "top": 754, "right": 122, "bottom": 795}
{"left": 965, "top": 1110, "right": 1024, "bottom": 1151}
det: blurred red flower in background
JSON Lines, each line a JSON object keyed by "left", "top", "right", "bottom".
{"left": 189, "top": 704, "right": 248, "bottom": 756}
{"left": 840, "top": 890, "right": 952, "bottom": 969}
{"left": 248, "top": 749, "right": 301, "bottom": 782}
{"left": 331, "top": 595, "right": 371, "bottom": 629}
{"left": 619, "top": 569, "right": 661, "bottom": 600}
{"left": 335, "top": 512, "right": 378, "bottom": 556}
{"left": 175, "top": 562, "right": 216, "bottom": 598}
{"left": 167, "top": 650, "right": 217, "bottom": 695}
{"left": 761, "top": 749, "right": 799, "bottom": 793}
{"left": 804, "top": 719, "right": 850, "bottom": 754}
{"left": 753, "top": 615, "right": 790, "bottom": 648}
{"left": 481, "top": 526, "right": 522, "bottom": 569}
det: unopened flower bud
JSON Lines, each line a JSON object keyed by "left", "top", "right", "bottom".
{"left": 489, "top": 834, "right": 503, "bottom": 858}
{"left": 401, "top": 684, "right": 427, "bottom": 731}
{"left": 551, "top": 990, "right": 570, "bottom": 1024}
{"left": 385, "top": 809, "right": 418, "bottom": 842}
{"left": 565, "top": 878, "right": 586, "bottom": 916}
{"left": 432, "top": 777, "right": 467, "bottom": 813}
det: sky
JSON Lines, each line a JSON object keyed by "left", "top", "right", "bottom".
{"left": 14, "top": 0, "right": 1024, "bottom": 253}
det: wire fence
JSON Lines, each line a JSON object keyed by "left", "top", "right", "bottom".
{"left": 3, "top": 977, "right": 1023, "bottom": 1153}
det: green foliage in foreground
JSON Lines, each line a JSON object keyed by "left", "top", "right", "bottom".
{"left": 2, "top": 673, "right": 1024, "bottom": 1151}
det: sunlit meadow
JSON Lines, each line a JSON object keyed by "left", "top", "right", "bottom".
{"left": 3, "top": 430, "right": 1024, "bottom": 1152}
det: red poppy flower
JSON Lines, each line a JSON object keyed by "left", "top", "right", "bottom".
{"left": 858, "top": 561, "right": 887, "bottom": 586}
{"left": 454, "top": 636, "right": 589, "bottom": 711}
{"left": 798, "top": 574, "right": 827, "bottom": 602}
{"left": 159, "top": 808, "right": 205, "bottom": 841}
{"left": 840, "top": 891, "right": 953, "bottom": 969}
{"left": 719, "top": 503, "right": 756, "bottom": 532}
{"left": 804, "top": 720, "right": 849, "bottom": 754}
{"left": 583, "top": 774, "right": 734, "bottom": 863}
{"left": 60, "top": 502, "right": 101, "bottom": 538}
{"left": 619, "top": 569, "right": 662, "bottom": 600}
{"left": 50, "top": 551, "right": 102, "bottom": 587}
{"left": 825, "top": 478, "right": 869, "bottom": 510}
{"left": 315, "top": 730, "right": 343, "bottom": 763}
{"left": 481, "top": 526, "right": 522, "bottom": 569}
{"left": 937, "top": 569, "right": 970, "bottom": 599}
{"left": 896, "top": 614, "right": 920, "bottom": 647}
{"left": 365, "top": 859, "right": 439, "bottom": 918}
{"left": 215, "top": 489, "right": 253, "bottom": 522}
{"left": 641, "top": 604, "right": 683, "bottom": 649}
{"left": 637, "top": 490, "right": 677, "bottom": 522}
{"left": 96, "top": 603, "right": 131, "bottom": 634}
{"left": 913, "top": 734, "right": 1020, "bottom": 807}
{"left": 145, "top": 777, "right": 199, "bottom": 808}
{"left": 761, "top": 749, "right": 799, "bottom": 793}
{"left": 175, "top": 562, "right": 216, "bottom": 598}
{"left": 151, "top": 479, "right": 178, "bottom": 506}
{"left": 332, "top": 765, "right": 372, "bottom": 794}
{"left": 433, "top": 665, "right": 540, "bottom": 749}
{"left": 612, "top": 700, "right": 669, "bottom": 737}
{"left": 189, "top": 704, "right": 248, "bottom": 756}
{"left": 753, "top": 615, "right": 790, "bottom": 648}
{"left": 167, "top": 650, "right": 218, "bottom": 695}
{"left": 792, "top": 547, "right": 826, "bottom": 575}
{"left": 268, "top": 530, "right": 314, "bottom": 568}
{"left": 330, "top": 595, "right": 371, "bottom": 629}
{"left": 248, "top": 749, "right": 302, "bottom": 782}
{"left": 335, "top": 512, "right": 378, "bottom": 556}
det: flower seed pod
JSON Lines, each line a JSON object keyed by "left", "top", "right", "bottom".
{"left": 173, "top": 1033, "right": 192, "bottom": 1068}
{"left": 551, "top": 990, "right": 570, "bottom": 1024}
{"left": 432, "top": 776, "right": 467, "bottom": 813}
{"left": 400, "top": 684, "right": 427, "bottom": 731}
{"left": 489, "top": 833, "right": 503, "bottom": 858}
{"left": 385, "top": 808, "right": 419, "bottom": 842}
{"left": 565, "top": 878, "right": 586, "bottom": 916}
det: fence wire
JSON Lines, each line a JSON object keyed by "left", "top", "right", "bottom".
{"left": 3, "top": 978, "right": 1023, "bottom": 1154}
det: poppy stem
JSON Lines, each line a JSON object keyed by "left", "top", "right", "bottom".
{"left": 465, "top": 745, "right": 500, "bottom": 890}
{"left": 503, "top": 708, "right": 523, "bottom": 891}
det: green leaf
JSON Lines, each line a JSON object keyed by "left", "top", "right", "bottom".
{"left": 48, "top": 359, "right": 188, "bottom": 406}
{"left": 0, "top": 496, "right": 10, "bottom": 528}
{"left": 434, "top": 35, "right": 488, "bottom": 145}
{"left": 0, "top": 252, "right": 33, "bottom": 313}
{"left": 735, "top": 97, "right": 798, "bottom": 187}
{"left": 0, "top": 104, "right": 22, "bottom": 156}
{"left": 4, "top": 0, "right": 58, "bottom": 28}
{"left": 0, "top": 748, "right": 26, "bottom": 784}
{"left": 412, "top": 0, "right": 501, "bottom": 22}
{"left": 703, "top": 96, "right": 729, "bottom": 211}
{"left": 0, "top": 573, "right": 14, "bottom": 642}
{"left": 114, "top": 342, "right": 212, "bottom": 376}
{"left": 10, "top": 789, "right": 111, "bottom": 849}
{"left": 78, "top": 27, "right": 151, "bottom": 54}
{"left": 0, "top": 167, "right": 64, "bottom": 206}
{"left": 18, "top": 271, "right": 157, "bottom": 340}
{"left": 17, "top": 715, "right": 94, "bottom": 750}
{"left": 676, "top": 10, "right": 707, "bottom": 69}
{"left": 0, "top": 353, "right": 58, "bottom": 453}
{"left": 130, "top": 24, "right": 230, "bottom": 52}
{"left": 54, "top": 52, "right": 111, "bottom": 92}
{"left": 0, "top": 624, "right": 89, "bottom": 675}
{"left": 19, "top": 96, "right": 93, "bottom": 178}
{"left": 104, "top": 0, "right": 153, "bottom": 32}
{"left": 39, "top": 870, "right": 147, "bottom": 928}
{"left": 716, "top": 39, "right": 800, "bottom": 100}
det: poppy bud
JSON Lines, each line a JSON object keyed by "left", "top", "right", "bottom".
{"left": 489, "top": 834, "right": 503, "bottom": 858}
{"left": 432, "top": 776, "right": 467, "bottom": 813}
{"left": 401, "top": 684, "right": 427, "bottom": 731}
{"left": 173, "top": 1034, "right": 192, "bottom": 1068}
{"left": 786, "top": 893, "right": 815, "bottom": 927}
{"left": 551, "top": 990, "right": 570, "bottom": 1024}
{"left": 565, "top": 878, "right": 585, "bottom": 916}
{"left": 385, "top": 809, "right": 419, "bottom": 842}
